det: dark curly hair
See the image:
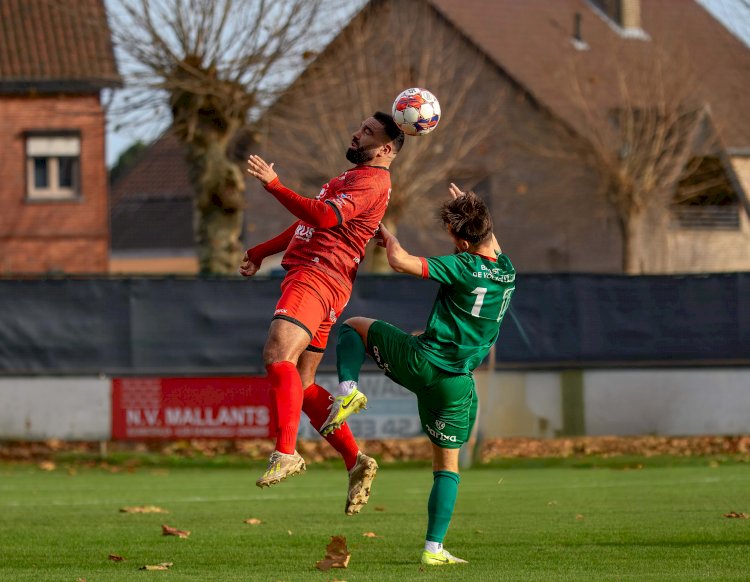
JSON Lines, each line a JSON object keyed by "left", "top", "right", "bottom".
{"left": 439, "top": 191, "right": 493, "bottom": 246}
{"left": 373, "top": 111, "right": 405, "bottom": 153}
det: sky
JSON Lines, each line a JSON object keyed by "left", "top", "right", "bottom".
{"left": 104, "top": 0, "right": 750, "bottom": 168}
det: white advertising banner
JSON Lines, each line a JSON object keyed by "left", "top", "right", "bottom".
{"left": 297, "top": 373, "right": 423, "bottom": 440}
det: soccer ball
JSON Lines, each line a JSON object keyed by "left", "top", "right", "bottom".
{"left": 391, "top": 88, "right": 441, "bottom": 136}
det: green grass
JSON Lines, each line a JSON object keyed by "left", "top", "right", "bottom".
{"left": 1, "top": 461, "right": 749, "bottom": 581}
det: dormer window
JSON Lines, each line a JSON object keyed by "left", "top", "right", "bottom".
{"left": 672, "top": 156, "right": 741, "bottom": 230}
{"left": 25, "top": 133, "right": 81, "bottom": 201}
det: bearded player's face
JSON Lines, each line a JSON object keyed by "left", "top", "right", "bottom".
{"left": 346, "top": 117, "right": 387, "bottom": 164}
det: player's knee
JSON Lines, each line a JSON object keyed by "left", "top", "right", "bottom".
{"left": 342, "top": 317, "right": 372, "bottom": 339}
{"left": 262, "top": 340, "right": 297, "bottom": 367}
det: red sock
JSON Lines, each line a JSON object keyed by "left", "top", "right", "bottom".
{"left": 266, "top": 361, "right": 303, "bottom": 455}
{"left": 303, "top": 383, "right": 359, "bottom": 470}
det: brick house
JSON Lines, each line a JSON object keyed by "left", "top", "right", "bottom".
{"left": 0, "top": 0, "right": 121, "bottom": 275}
{"left": 111, "top": 0, "right": 750, "bottom": 274}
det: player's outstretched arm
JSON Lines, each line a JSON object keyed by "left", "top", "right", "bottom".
{"left": 378, "top": 223, "right": 423, "bottom": 276}
{"left": 246, "top": 155, "right": 338, "bottom": 228}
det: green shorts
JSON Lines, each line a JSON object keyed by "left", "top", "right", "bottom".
{"left": 366, "top": 320, "right": 477, "bottom": 449}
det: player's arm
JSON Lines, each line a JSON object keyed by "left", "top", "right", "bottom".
{"left": 239, "top": 221, "right": 298, "bottom": 277}
{"left": 378, "top": 223, "right": 425, "bottom": 277}
{"left": 246, "top": 155, "right": 338, "bottom": 228}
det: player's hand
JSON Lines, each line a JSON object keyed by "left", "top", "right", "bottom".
{"left": 372, "top": 225, "right": 385, "bottom": 247}
{"left": 377, "top": 223, "right": 396, "bottom": 247}
{"left": 448, "top": 182, "right": 466, "bottom": 199}
{"left": 239, "top": 253, "right": 260, "bottom": 277}
{"left": 246, "top": 155, "right": 277, "bottom": 185}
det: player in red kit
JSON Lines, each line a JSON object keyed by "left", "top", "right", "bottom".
{"left": 241, "top": 112, "right": 404, "bottom": 514}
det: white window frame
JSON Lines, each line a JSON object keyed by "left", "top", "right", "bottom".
{"left": 25, "top": 134, "right": 81, "bottom": 201}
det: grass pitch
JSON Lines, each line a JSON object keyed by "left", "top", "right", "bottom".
{"left": 1, "top": 459, "right": 749, "bottom": 581}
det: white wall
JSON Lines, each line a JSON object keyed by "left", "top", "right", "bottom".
{"left": 584, "top": 368, "right": 750, "bottom": 435}
{"left": 0, "top": 377, "right": 111, "bottom": 440}
{"left": 0, "top": 369, "right": 748, "bottom": 440}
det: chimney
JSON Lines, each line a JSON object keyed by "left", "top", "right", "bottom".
{"left": 571, "top": 11, "right": 590, "bottom": 50}
{"left": 620, "top": 0, "right": 641, "bottom": 30}
{"left": 574, "top": 12, "right": 583, "bottom": 42}
{"left": 590, "top": 0, "right": 642, "bottom": 31}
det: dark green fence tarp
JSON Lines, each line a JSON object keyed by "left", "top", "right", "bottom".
{"left": 0, "top": 273, "right": 747, "bottom": 375}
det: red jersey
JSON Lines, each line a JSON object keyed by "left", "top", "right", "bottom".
{"left": 281, "top": 165, "right": 391, "bottom": 290}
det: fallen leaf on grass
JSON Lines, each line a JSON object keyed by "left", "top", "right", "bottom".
{"left": 315, "top": 535, "right": 351, "bottom": 571}
{"left": 475, "top": 529, "right": 484, "bottom": 534}
{"left": 287, "top": 530, "right": 293, "bottom": 535}
{"left": 243, "top": 518, "right": 263, "bottom": 525}
{"left": 139, "top": 562, "right": 173, "bottom": 571}
{"left": 38, "top": 461, "right": 56, "bottom": 471}
{"left": 162, "top": 524, "right": 191, "bottom": 538}
{"left": 723, "top": 511, "right": 750, "bottom": 519}
{"left": 120, "top": 505, "right": 169, "bottom": 514}
{"left": 575, "top": 514, "right": 585, "bottom": 521}
{"left": 362, "top": 532, "right": 378, "bottom": 538}
{"left": 108, "top": 553, "right": 125, "bottom": 562}
{"left": 374, "top": 506, "right": 386, "bottom": 512}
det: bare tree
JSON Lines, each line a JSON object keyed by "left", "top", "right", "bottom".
{"left": 108, "top": 0, "right": 341, "bottom": 274}
{"left": 562, "top": 43, "right": 719, "bottom": 273}
{"left": 262, "top": 0, "right": 506, "bottom": 271}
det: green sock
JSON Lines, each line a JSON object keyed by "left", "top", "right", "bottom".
{"left": 336, "top": 323, "right": 366, "bottom": 383}
{"left": 426, "top": 470, "right": 460, "bottom": 543}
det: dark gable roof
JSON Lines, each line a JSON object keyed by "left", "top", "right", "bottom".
{"left": 0, "top": 0, "right": 120, "bottom": 91}
{"left": 110, "top": 133, "right": 195, "bottom": 251}
{"left": 111, "top": 132, "right": 192, "bottom": 205}
{"left": 428, "top": 0, "right": 750, "bottom": 149}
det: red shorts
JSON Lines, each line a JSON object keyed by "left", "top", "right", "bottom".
{"left": 273, "top": 268, "right": 351, "bottom": 350}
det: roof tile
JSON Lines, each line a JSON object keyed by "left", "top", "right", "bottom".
{"left": 0, "top": 0, "right": 120, "bottom": 87}
{"left": 428, "top": 0, "right": 750, "bottom": 148}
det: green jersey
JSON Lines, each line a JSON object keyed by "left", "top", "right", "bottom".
{"left": 416, "top": 252, "right": 516, "bottom": 374}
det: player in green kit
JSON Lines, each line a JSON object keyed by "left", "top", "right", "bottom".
{"left": 322, "top": 183, "right": 515, "bottom": 565}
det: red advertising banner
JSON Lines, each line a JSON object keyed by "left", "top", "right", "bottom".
{"left": 112, "top": 377, "right": 273, "bottom": 440}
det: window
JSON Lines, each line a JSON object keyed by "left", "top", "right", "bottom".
{"left": 672, "top": 157, "right": 740, "bottom": 230}
{"left": 26, "top": 134, "right": 81, "bottom": 200}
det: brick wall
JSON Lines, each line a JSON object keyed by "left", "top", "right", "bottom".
{"left": 0, "top": 94, "right": 109, "bottom": 274}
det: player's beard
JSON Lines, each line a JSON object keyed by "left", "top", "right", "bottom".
{"left": 346, "top": 145, "right": 376, "bottom": 165}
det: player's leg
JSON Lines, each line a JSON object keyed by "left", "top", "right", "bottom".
{"left": 421, "top": 445, "right": 466, "bottom": 565}
{"left": 300, "top": 320, "right": 378, "bottom": 515}
{"left": 319, "top": 317, "right": 375, "bottom": 435}
{"left": 257, "top": 318, "right": 310, "bottom": 487}
{"left": 257, "top": 272, "right": 329, "bottom": 488}
{"left": 298, "top": 349, "right": 359, "bottom": 471}
{"left": 419, "top": 376, "right": 475, "bottom": 566}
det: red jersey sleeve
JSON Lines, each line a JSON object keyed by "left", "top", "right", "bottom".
{"left": 264, "top": 178, "right": 338, "bottom": 228}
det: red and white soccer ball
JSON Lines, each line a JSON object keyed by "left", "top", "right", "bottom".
{"left": 391, "top": 87, "right": 441, "bottom": 136}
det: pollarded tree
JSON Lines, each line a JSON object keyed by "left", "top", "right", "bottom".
{"left": 108, "top": 0, "right": 343, "bottom": 274}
